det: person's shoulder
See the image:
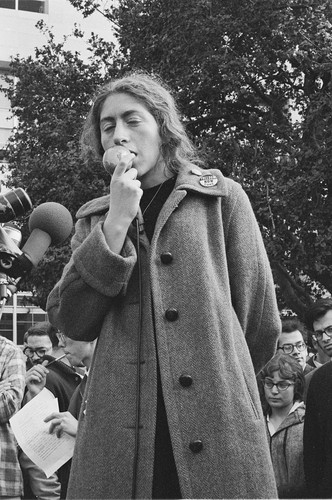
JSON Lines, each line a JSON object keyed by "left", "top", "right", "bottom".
{"left": 310, "top": 360, "right": 332, "bottom": 384}
{"left": 0, "top": 335, "right": 15, "bottom": 349}
{"left": 176, "top": 164, "right": 243, "bottom": 198}
{"left": 305, "top": 366, "right": 317, "bottom": 387}
{"left": 0, "top": 335, "right": 23, "bottom": 357}
{"left": 304, "top": 363, "right": 315, "bottom": 376}
{"left": 295, "top": 404, "right": 306, "bottom": 421}
{"left": 76, "top": 194, "right": 110, "bottom": 220}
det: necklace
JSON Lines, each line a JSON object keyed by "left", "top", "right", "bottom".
{"left": 142, "top": 179, "right": 168, "bottom": 217}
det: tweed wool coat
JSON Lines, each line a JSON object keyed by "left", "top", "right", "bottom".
{"left": 47, "top": 166, "right": 280, "bottom": 499}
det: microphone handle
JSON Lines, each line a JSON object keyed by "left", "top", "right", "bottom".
{"left": 21, "top": 228, "right": 52, "bottom": 267}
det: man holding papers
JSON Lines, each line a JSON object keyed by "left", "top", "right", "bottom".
{"left": 20, "top": 322, "right": 81, "bottom": 500}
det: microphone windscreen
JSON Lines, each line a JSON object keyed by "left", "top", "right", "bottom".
{"left": 103, "top": 146, "right": 130, "bottom": 175}
{"left": 29, "top": 202, "right": 73, "bottom": 245}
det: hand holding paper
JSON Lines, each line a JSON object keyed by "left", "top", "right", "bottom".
{"left": 10, "top": 388, "right": 75, "bottom": 477}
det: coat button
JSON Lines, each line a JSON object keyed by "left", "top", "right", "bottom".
{"left": 165, "top": 308, "right": 179, "bottom": 321}
{"left": 160, "top": 252, "right": 173, "bottom": 264}
{"left": 179, "top": 374, "right": 193, "bottom": 387}
{"left": 189, "top": 440, "right": 203, "bottom": 453}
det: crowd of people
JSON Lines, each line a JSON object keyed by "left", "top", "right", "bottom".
{"left": 0, "top": 71, "right": 332, "bottom": 499}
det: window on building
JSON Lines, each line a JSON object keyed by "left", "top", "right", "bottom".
{"left": 0, "top": 0, "right": 47, "bottom": 12}
{"left": 0, "top": 0, "right": 15, "bottom": 9}
{"left": 18, "top": 0, "right": 46, "bottom": 13}
{"left": 0, "top": 72, "right": 14, "bottom": 151}
{"left": 0, "top": 292, "right": 48, "bottom": 345}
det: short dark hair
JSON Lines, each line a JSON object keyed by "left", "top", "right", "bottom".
{"left": 305, "top": 298, "right": 332, "bottom": 331}
{"left": 280, "top": 317, "right": 307, "bottom": 343}
{"left": 24, "top": 321, "right": 59, "bottom": 348}
{"left": 260, "top": 352, "right": 305, "bottom": 414}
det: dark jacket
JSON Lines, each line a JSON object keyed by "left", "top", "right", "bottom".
{"left": 22, "top": 356, "right": 81, "bottom": 500}
{"left": 43, "top": 355, "right": 82, "bottom": 411}
{"left": 304, "top": 361, "right": 332, "bottom": 498}
{"left": 60, "top": 374, "right": 88, "bottom": 500}
{"left": 47, "top": 167, "right": 280, "bottom": 499}
{"left": 267, "top": 404, "right": 306, "bottom": 498}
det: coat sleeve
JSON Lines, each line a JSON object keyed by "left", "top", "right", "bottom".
{"left": 223, "top": 181, "right": 280, "bottom": 373}
{"left": 46, "top": 215, "right": 137, "bottom": 341}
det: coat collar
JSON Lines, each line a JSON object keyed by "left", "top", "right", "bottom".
{"left": 175, "top": 164, "right": 229, "bottom": 197}
{"left": 76, "top": 164, "right": 229, "bottom": 219}
{"left": 267, "top": 403, "right": 305, "bottom": 435}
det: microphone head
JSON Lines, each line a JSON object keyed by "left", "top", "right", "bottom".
{"left": 29, "top": 202, "right": 73, "bottom": 245}
{"left": 102, "top": 146, "right": 130, "bottom": 175}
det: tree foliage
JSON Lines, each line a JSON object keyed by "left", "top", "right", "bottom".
{"left": 2, "top": 0, "right": 332, "bottom": 318}
{"left": 107, "top": 0, "right": 332, "bottom": 319}
{"left": 1, "top": 22, "right": 114, "bottom": 308}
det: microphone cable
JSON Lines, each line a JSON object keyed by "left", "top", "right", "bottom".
{"left": 131, "top": 216, "right": 144, "bottom": 499}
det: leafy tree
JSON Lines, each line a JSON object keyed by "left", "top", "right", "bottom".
{"left": 92, "top": 0, "right": 332, "bottom": 319}
{"left": 2, "top": 0, "right": 332, "bottom": 319}
{"left": 1, "top": 21, "right": 116, "bottom": 308}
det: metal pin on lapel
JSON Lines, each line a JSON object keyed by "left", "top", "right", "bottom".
{"left": 199, "top": 174, "right": 218, "bottom": 187}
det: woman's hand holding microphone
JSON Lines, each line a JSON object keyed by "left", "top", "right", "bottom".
{"left": 102, "top": 146, "right": 143, "bottom": 254}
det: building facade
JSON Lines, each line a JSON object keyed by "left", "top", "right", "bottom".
{"left": 0, "top": 0, "right": 113, "bottom": 151}
{"left": 0, "top": 291, "right": 48, "bottom": 344}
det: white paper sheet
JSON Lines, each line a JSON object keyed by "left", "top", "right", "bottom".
{"left": 10, "top": 388, "right": 75, "bottom": 477}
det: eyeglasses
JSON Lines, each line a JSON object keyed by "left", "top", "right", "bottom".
{"left": 264, "top": 380, "right": 295, "bottom": 391}
{"left": 312, "top": 325, "right": 332, "bottom": 342}
{"left": 23, "top": 346, "right": 48, "bottom": 359}
{"left": 277, "top": 342, "right": 306, "bottom": 354}
{"left": 56, "top": 331, "right": 67, "bottom": 346}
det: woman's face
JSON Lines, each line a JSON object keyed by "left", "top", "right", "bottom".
{"left": 264, "top": 370, "right": 295, "bottom": 410}
{"left": 99, "top": 92, "right": 168, "bottom": 188}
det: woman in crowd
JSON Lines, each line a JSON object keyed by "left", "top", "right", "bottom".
{"left": 47, "top": 71, "right": 280, "bottom": 499}
{"left": 260, "top": 352, "right": 306, "bottom": 499}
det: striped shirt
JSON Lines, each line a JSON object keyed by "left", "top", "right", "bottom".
{"left": 0, "top": 336, "right": 25, "bottom": 496}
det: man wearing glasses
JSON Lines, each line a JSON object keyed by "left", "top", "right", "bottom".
{"left": 303, "top": 298, "right": 332, "bottom": 498}
{"left": 278, "top": 317, "right": 314, "bottom": 375}
{"left": 23, "top": 322, "right": 82, "bottom": 406}
{"left": 20, "top": 322, "right": 82, "bottom": 500}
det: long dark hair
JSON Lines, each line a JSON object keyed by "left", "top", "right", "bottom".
{"left": 81, "top": 71, "right": 203, "bottom": 174}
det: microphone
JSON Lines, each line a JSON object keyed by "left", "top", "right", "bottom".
{"left": 20, "top": 202, "right": 73, "bottom": 268}
{"left": 0, "top": 202, "right": 73, "bottom": 278}
{"left": 0, "top": 188, "right": 32, "bottom": 223}
{"left": 102, "top": 145, "right": 132, "bottom": 175}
